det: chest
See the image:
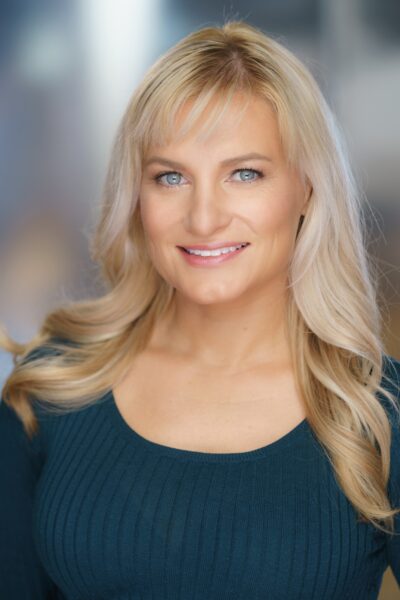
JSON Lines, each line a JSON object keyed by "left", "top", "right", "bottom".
{"left": 34, "top": 410, "right": 386, "bottom": 600}
{"left": 112, "top": 353, "right": 307, "bottom": 453}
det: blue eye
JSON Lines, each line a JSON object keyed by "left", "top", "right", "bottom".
{"left": 154, "top": 171, "right": 184, "bottom": 186}
{"left": 153, "top": 167, "right": 264, "bottom": 187}
{"left": 231, "top": 168, "right": 263, "bottom": 182}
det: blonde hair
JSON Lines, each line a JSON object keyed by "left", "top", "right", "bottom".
{"left": 1, "top": 19, "right": 399, "bottom": 535}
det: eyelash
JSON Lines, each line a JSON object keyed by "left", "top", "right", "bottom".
{"left": 152, "top": 167, "right": 265, "bottom": 187}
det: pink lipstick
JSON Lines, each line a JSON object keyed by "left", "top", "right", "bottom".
{"left": 177, "top": 242, "right": 250, "bottom": 267}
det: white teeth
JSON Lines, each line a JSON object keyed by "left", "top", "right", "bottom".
{"left": 185, "top": 243, "right": 247, "bottom": 257}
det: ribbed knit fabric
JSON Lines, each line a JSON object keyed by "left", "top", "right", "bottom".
{"left": 0, "top": 352, "right": 399, "bottom": 600}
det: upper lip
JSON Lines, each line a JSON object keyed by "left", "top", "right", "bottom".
{"left": 178, "top": 241, "right": 250, "bottom": 250}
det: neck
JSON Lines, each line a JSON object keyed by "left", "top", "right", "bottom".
{"left": 148, "top": 284, "right": 292, "bottom": 373}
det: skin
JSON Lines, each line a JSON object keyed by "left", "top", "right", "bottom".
{"left": 138, "top": 92, "right": 312, "bottom": 374}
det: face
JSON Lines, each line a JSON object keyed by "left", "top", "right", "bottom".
{"left": 138, "top": 93, "right": 311, "bottom": 306}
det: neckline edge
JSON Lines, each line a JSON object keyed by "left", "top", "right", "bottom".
{"left": 106, "top": 390, "right": 310, "bottom": 462}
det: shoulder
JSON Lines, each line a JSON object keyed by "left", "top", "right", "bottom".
{"left": 0, "top": 337, "right": 71, "bottom": 460}
{"left": 379, "top": 354, "right": 400, "bottom": 460}
{"left": 0, "top": 396, "right": 45, "bottom": 478}
{"left": 379, "top": 355, "right": 400, "bottom": 506}
{"left": 380, "top": 354, "right": 400, "bottom": 425}
{"left": 382, "top": 353, "right": 400, "bottom": 391}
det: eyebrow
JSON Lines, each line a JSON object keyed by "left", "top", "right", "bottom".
{"left": 143, "top": 152, "right": 273, "bottom": 169}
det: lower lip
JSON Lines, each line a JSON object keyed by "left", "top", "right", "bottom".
{"left": 177, "top": 244, "right": 249, "bottom": 267}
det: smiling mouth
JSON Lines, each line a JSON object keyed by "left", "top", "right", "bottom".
{"left": 178, "top": 242, "right": 250, "bottom": 255}
{"left": 176, "top": 243, "right": 250, "bottom": 266}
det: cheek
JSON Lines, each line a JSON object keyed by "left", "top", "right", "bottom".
{"left": 247, "top": 187, "right": 301, "bottom": 273}
{"left": 138, "top": 194, "right": 180, "bottom": 279}
{"left": 250, "top": 193, "right": 295, "bottom": 234}
{"left": 139, "top": 194, "right": 175, "bottom": 244}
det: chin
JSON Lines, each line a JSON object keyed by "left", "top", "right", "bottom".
{"left": 178, "top": 286, "right": 247, "bottom": 306}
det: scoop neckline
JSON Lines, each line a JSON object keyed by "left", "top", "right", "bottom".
{"left": 105, "top": 390, "right": 310, "bottom": 463}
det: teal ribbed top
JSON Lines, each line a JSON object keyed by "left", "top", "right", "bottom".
{"left": 0, "top": 351, "right": 399, "bottom": 599}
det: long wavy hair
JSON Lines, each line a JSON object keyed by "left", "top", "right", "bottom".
{"left": 1, "top": 20, "right": 399, "bottom": 535}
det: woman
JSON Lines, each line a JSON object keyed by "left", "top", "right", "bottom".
{"left": 0, "top": 19, "right": 399, "bottom": 599}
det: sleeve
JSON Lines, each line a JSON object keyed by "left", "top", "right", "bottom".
{"left": 382, "top": 355, "right": 400, "bottom": 585}
{"left": 0, "top": 397, "right": 61, "bottom": 599}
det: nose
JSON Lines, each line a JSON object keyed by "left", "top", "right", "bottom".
{"left": 183, "top": 180, "right": 232, "bottom": 236}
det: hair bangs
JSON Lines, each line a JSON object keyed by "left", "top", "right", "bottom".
{"left": 140, "top": 78, "right": 254, "bottom": 156}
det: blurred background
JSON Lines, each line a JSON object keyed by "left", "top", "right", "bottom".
{"left": 0, "top": 0, "right": 399, "bottom": 593}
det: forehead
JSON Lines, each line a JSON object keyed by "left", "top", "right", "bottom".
{"left": 143, "top": 92, "right": 281, "bottom": 157}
